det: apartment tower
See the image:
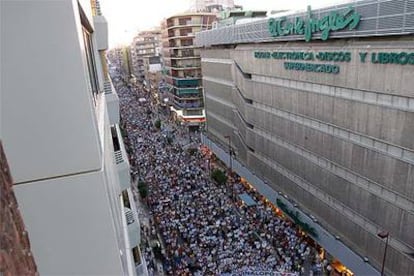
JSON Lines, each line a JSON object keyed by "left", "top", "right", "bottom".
{"left": 1, "top": 0, "right": 147, "bottom": 275}
{"left": 130, "top": 30, "right": 161, "bottom": 81}
{"left": 162, "top": 12, "right": 216, "bottom": 126}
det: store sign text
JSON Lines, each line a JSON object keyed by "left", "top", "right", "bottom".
{"left": 254, "top": 51, "right": 414, "bottom": 74}
{"left": 268, "top": 6, "right": 361, "bottom": 42}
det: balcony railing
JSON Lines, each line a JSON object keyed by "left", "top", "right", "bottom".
{"left": 174, "top": 78, "right": 201, "bottom": 87}
{"left": 104, "top": 79, "right": 119, "bottom": 125}
{"left": 174, "top": 101, "right": 203, "bottom": 109}
{"left": 124, "top": 207, "right": 140, "bottom": 247}
{"left": 111, "top": 125, "right": 130, "bottom": 191}
{"left": 175, "top": 87, "right": 201, "bottom": 95}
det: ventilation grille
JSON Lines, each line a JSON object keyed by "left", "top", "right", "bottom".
{"left": 124, "top": 208, "right": 135, "bottom": 225}
{"left": 104, "top": 81, "right": 112, "bottom": 94}
{"left": 111, "top": 126, "right": 124, "bottom": 164}
{"left": 114, "top": 151, "right": 124, "bottom": 164}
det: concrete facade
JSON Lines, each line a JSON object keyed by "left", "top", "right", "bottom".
{"left": 130, "top": 30, "right": 161, "bottom": 81}
{"left": 198, "top": 6, "right": 414, "bottom": 275}
{"left": 1, "top": 1, "right": 146, "bottom": 275}
{"left": 162, "top": 13, "right": 216, "bottom": 125}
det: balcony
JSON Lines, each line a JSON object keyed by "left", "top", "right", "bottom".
{"left": 173, "top": 100, "right": 203, "bottom": 109}
{"left": 174, "top": 78, "right": 201, "bottom": 87}
{"left": 169, "top": 61, "right": 201, "bottom": 68}
{"left": 124, "top": 207, "right": 140, "bottom": 247}
{"left": 171, "top": 49, "right": 200, "bottom": 58}
{"left": 168, "top": 44, "right": 197, "bottom": 50}
{"left": 175, "top": 87, "right": 201, "bottom": 96}
{"left": 93, "top": 15, "right": 108, "bottom": 50}
{"left": 120, "top": 189, "right": 147, "bottom": 276}
{"left": 122, "top": 188, "right": 141, "bottom": 245}
{"left": 104, "top": 79, "right": 119, "bottom": 125}
{"left": 168, "top": 19, "right": 203, "bottom": 29}
{"left": 111, "top": 125, "right": 131, "bottom": 191}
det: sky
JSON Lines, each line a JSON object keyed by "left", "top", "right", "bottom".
{"left": 100, "top": 0, "right": 348, "bottom": 48}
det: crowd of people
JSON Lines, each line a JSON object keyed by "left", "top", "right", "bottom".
{"left": 114, "top": 76, "right": 329, "bottom": 276}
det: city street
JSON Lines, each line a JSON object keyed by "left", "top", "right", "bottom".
{"left": 113, "top": 72, "right": 328, "bottom": 276}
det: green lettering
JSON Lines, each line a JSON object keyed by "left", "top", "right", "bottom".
{"left": 380, "top": 53, "right": 389, "bottom": 64}
{"left": 344, "top": 52, "right": 351, "bottom": 62}
{"left": 268, "top": 18, "right": 278, "bottom": 37}
{"left": 359, "top": 52, "right": 367, "bottom": 63}
{"left": 388, "top": 53, "right": 398, "bottom": 64}
{"left": 294, "top": 17, "right": 304, "bottom": 35}
{"left": 408, "top": 53, "right": 414, "bottom": 65}
{"left": 371, "top": 53, "right": 379, "bottom": 64}
{"left": 268, "top": 6, "right": 360, "bottom": 42}
{"left": 397, "top": 52, "right": 408, "bottom": 65}
{"left": 319, "top": 16, "right": 330, "bottom": 40}
{"left": 277, "top": 18, "right": 285, "bottom": 37}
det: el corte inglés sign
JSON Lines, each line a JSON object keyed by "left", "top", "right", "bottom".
{"left": 268, "top": 6, "right": 361, "bottom": 42}
{"left": 254, "top": 51, "right": 414, "bottom": 74}
{"left": 258, "top": 6, "right": 413, "bottom": 74}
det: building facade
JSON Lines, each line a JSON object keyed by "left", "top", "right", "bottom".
{"left": 162, "top": 13, "right": 216, "bottom": 126}
{"left": 130, "top": 30, "right": 161, "bottom": 81}
{"left": 0, "top": 142, "right": 38, "bottom": 275}
{"left": 108, "top": 46, "right": 133, "bottom": 81}
{"left": 1, "top": 0, "right": 146, "bottom": 275}
{"left": 143, "top": 56, "right": 163, "bottom": 91}
{"left": 191, "top": 0, "right": 235, "bottom": 12}
{"left": 196, "top": 1, "right": 414, "bottom": 275}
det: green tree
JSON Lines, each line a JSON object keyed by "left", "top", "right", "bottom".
{"left": 154, "top": 119, "right": 161, "bottom": 129}
{"left": 138, "top": 180, "right": 148, "bottom": 199}
{"left": 211, "top": 169, "right": 227, "bottom": 185}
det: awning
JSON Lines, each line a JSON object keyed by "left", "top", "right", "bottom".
{"left": 239, "top": 193, "right": 256, "bottom": 206}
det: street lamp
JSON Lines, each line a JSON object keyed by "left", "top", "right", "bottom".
{"left": 224, "top": 135, "right": 234, "bottom": 199}
{"left": 377, "top": 230, "right": 389, "bottom": 276}
{"left": 224, "top": 135, "right": 232, "bottom": 173}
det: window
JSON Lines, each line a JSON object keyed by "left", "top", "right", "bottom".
{"left": 110, "top": 126, "right": 121, "bottom": 151}
{"left": 185, "top": 109, "right": 203, "bottom": 116}
{"left": 122, "top": 190, "right": 130, "bottom": 208}
{"left": 82, "top": 27, "right": 100, "bottom": 101}
{"left": 132, "top": 246, "right": 142, "bottom": 266}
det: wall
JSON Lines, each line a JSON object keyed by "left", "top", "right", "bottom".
{"left": 0, "top": 1, "right": 134, "bottom": 275}
{"left": 13, "top": 167, "right": 124, "bottom": 275}
{"left": 201, "top": 37, "right": 414, "bottom": 275}
{"left": 0, "top": 142, "right": 38, "bottom": 275}
{"left": 1, "top": 0, "right": 101, "bottom": 184}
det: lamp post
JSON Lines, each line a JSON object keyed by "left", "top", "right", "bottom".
{"left": 377, "top": 230, "right": 389, "bottom": 276}
{"left": 224, "top": 135, "right": 233, "bottom": 199}
{"left": 224, "top": 135, "right": 232, "bottom": 173}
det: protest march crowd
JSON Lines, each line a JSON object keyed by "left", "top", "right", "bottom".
{"left": 114, "top": 76, "right": 330, "bottom": 276}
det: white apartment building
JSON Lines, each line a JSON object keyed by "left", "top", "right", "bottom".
{"left": 0, "top": 0, "right": 147, "bottom": 275}
{"left": 191, "top": 0, "right": 235, "bottom": 11}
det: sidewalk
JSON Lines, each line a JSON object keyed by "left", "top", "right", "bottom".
{"left": 134, "top": 187, "right": 165, "bottom": 276}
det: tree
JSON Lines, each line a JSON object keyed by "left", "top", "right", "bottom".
{"left": 154, "top": 119, "right": 161, "bottom": 129}
{"left": 138, "top": 180, "right": 148, "bottom": 199}
{"left": 211, "top": 169, "right": 227, "bottom": 186}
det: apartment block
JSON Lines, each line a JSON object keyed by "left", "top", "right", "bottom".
{"left": 1, "top": 0, "right": 146, "bottom": 275}
{"left": 130, "top": 30, "right": 161, "bottom": 81}
{"left": 162, "top": 13, "right": 216, "bottom": 126}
